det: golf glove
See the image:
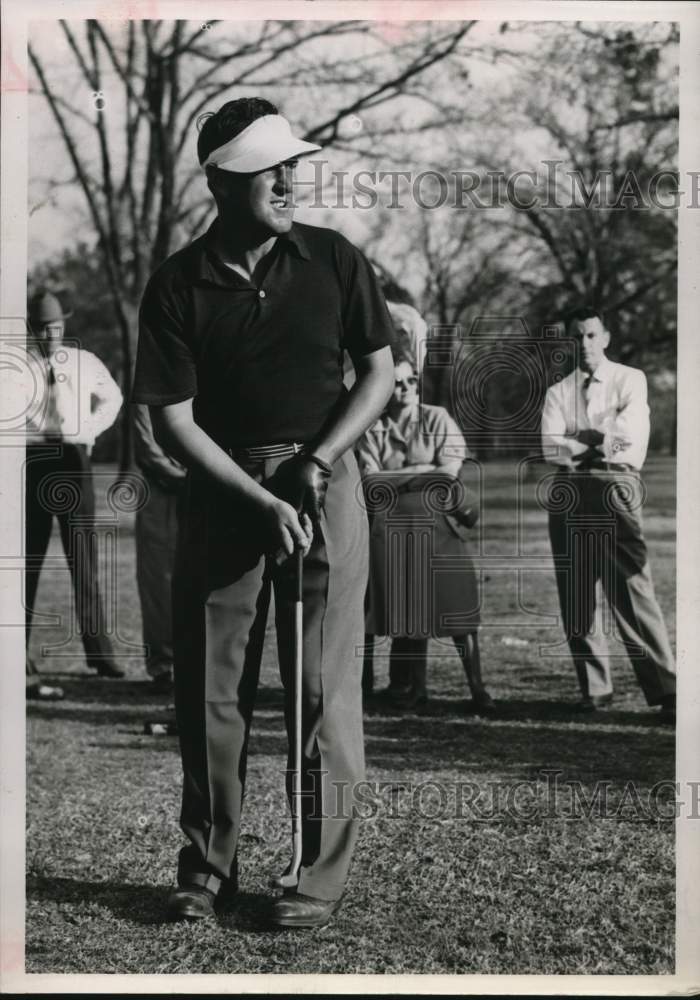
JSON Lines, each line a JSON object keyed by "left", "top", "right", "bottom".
{"left": 268, "top": 453, "right": 332, "bottom": 525}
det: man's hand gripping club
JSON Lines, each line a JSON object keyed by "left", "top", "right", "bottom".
{"left": 266, "top": 453, "right": 332, "bottom": 563}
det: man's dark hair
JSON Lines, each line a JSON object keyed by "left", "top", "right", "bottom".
{"left": 566, "top": 305, "right": 605, "bottom": 328}
{"left": 197, "top": 98, "right": 279, "bottom": 165}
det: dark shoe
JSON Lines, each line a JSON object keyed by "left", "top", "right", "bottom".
{"left": 271, "top": 891, "right": 343, "bottom": 929}
{"left": 658, "top": 694, "right": 675, "bottom": 723}
{"left": 151, "top": 672, "right": 173, "bottom": 694}
{"left": 575, "top": 692, "right": 614, "bottom": 713}
{"left": 401, "top": 692, "right": 428, "bottom": 711}
{"left": 166, "top": 885, "right": 217, "bottom": 922}
{"left": 472, "top": 691, "right": 496, "bottom": 717}
{"left": 374, "top": 685, "right": 412, "bottom": 701}
{"left": 87, "top": 659, "right": 125, "bottom": 679}
{"left": 166, "top": 870, "right": 238, "bottom": 922}
{"left": 27, "top": 682, "right": 64, "bottom": 701}
{"left": 372, "top": 686, "right": 416, "bottom": 711}
{"left": 378, "top": 685, "right": 427, "bottom": 709}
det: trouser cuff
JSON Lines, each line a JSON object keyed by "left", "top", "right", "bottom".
{"left": 296, "top": 871, "right": 346, "bottom": 902}
{"left": 177, "top": 844, "right": 237, "bottom": 892}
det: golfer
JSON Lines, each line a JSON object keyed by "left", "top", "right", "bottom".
{"left": 132, "top": 98, "right": 394, "bottom": 928}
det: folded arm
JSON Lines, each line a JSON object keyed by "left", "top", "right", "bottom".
{"left": 600, "top": 369, "right": 649, "bottom": 465}
{"left": 541, "top": 388, "right": 589, "bottom": 467}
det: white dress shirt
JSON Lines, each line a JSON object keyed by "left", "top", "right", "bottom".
{"left": 25, "top": 344, "right": 123, "bottom": 447}
{"left": 541, "top": 356, "right": 650, "bottom": 471}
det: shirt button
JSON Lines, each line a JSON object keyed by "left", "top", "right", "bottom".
{"left": 258, "top": 289, "right": 266, "bottom": 299}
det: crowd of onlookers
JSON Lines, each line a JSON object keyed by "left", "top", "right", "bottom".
{"left": 24, "top": 287, "right": 675, "bottom": 724}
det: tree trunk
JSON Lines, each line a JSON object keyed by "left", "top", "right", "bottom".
{"left": 111, "top": 297, "right": 138, "bottom": 472}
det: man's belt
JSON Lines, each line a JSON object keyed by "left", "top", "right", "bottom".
{"left": 230, "top": 442, "right": 305, "bottom": 462}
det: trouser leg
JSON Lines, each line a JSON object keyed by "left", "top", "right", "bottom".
{"left": 454, "top": 632, "right": 488, "bottom": 699}
{"left": 549, "top": 481, "right": 612, "bottom": 698}
{"left": 174, "top": 448, "right": 367, "bottom": 899}
{"left": 362, "top": 634, "right": 375, "bottom": 694}
{"left": 174, "top": 546, "right": 269, "bottom": 883}
{"left": 408, "top": 638, "right": 429, "bottom": 698}
{"left": 54, "top": 445, "right": 114, "bottom": 664}
{"left": 273, "top": 452, "right": 367, "bottom": 902}
{"left": 135, "top": 477, "right": 180, "bottom": 678}
{"left": 25, "top": 653, "right": 41, "bottom": 690}
{"left": 24, "top": 448, "right": 54, "bottom": 649}
{"left": 389, "top": 636, "right": 425, "bottom": 692}
{"left": 599, "top": 475, "right": 676, "bottom": 705}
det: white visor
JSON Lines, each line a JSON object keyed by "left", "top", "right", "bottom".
{"left": 202, "top": 114, "right": 322, "bottom": 173}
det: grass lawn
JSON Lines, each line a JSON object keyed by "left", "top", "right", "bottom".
{"left": 25, "top": 456, "right": 676, "bottom": 975}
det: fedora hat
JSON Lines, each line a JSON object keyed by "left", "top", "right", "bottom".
{"left": 27, "top": 290, "right": 73, "bottom": 329}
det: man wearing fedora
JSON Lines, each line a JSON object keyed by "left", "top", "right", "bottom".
{"left": 25, "top": 290, "right": 124, "bottom": 698}
{"left": 132, "top": 97, "right": 395, "bottom": 928}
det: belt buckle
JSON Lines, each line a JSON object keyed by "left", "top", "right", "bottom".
{"left": 238, "top": 442, "right": 304, "bottom": 461}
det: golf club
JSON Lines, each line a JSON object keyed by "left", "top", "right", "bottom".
{"left": 272, "top": 544, "right": 304, "bottom": 890}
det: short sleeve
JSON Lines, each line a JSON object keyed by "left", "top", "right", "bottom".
{"left": 336, "top": 238, "right": 396, "bottom": 362}
{"left": 132, "top": 269, "right": 197, "bottom": 406}
{"left": 433, "top": 408, "right": 468, "bottom": 464}
{"left": 356, "top": 425, "right": 384, "bottom": 475}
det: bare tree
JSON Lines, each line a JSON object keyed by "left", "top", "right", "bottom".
{"left": 501, "top": 23, "right": 678, "bottom": 354}
{"left": 29, "top": 18, "right": 477, "bottom": 467}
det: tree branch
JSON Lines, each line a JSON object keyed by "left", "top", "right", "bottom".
{"left": 303, "top": 24, "right": 476, "bottom": 144}
{"left": 28, "top": 45, "right": 108, "bottom": 250}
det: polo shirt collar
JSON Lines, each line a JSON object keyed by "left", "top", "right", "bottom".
{"left": 281, "top": 224, "right": 311, "bottom": 261}
{"left": 189, "top": 219, "right": 310, "bottom": 286}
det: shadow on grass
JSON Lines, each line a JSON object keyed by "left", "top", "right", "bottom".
{"left": 30, "top": 684, "right": 673, "bottom": 785}
{"left": 360, "top": 713, "right": 673, "bottom": 783}
{"left": 27, "top": 704, "right": 172, "bottom": 727}
{"left": 27, "top": 679, "right": 286, "bottom": 726}
{"left": 26, "top": 874, "right": 274, "bottom": 932}
{"left": 364, "top": 693, "right": 672, "bottom": 727}
{"left": 27, "top": 874, "right": 166, "bottom": 926}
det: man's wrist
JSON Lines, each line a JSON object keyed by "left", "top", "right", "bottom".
{"left": 305, "top": 452, "right": 333, "bottom": 475}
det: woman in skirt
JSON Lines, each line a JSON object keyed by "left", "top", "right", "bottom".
{"left": 357, "top": 356, "right": 494, "bottom": 714}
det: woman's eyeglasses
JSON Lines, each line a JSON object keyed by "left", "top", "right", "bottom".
{"left": 395, "top": 376, "right": 418, "bottom": 388}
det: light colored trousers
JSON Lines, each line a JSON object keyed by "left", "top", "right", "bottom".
{"left": 548, "top": 467, "right": 676, "bottom": 704}
{"left": 173, "top": 450, "right": 368, "bottom": 901}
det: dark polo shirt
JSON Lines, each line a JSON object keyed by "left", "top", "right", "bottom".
{"left": 132, "top": 220, "right": 394, "bottom": 448}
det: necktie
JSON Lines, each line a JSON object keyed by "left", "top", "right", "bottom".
{"left": 582, "top": 374, "right": 596, "bottom": 423}
{"left": 44, "top": 357, "right": 61, "bottom": 436}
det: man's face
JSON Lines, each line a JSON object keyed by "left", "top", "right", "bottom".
{"left": 393, "top": 361, "right": 419, "bottom": 408}
{"left": 570, "top": 317, "right": 610, "bottom": 373}
{"left": 215, "top": 158, "right": 297, "bottom": 237}
{"left": 35, "top": 321, "right": 65, "bottom": 349}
